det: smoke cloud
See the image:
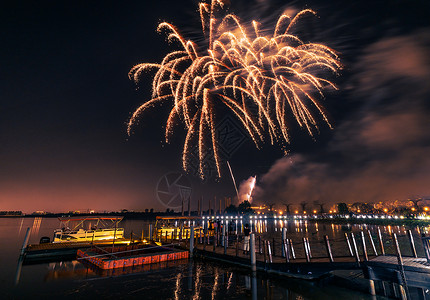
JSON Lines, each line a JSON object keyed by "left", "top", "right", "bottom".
{"left": 254, "top": 30, "right": 430, "bottom": 207}
{"left": 238, "top": 176, "right": 257, "bottom": 203}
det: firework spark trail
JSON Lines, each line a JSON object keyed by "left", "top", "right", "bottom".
{"left": 128, "top": 0, "right": 341, "bottom": 178}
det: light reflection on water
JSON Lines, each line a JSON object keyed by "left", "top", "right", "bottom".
{"left": 3, "top": 217, "right": 428, "bottom": 299}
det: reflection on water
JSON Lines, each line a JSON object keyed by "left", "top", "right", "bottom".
{"left": 31, "top": 217, "right": 42, "bottom": 237}
{"left": 3, "top": 217, "right": 429, "bottom": 299}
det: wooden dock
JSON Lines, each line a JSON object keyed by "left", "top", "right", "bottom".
{"left": 164, "top": 225, "right": 430, "bottom": 299}
{"left": 193, "top": 243, "right": 360, "bottom": 280}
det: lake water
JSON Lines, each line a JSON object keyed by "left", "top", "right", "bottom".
{"left": 3, "top": 217, "right": 428, "bottom": 299}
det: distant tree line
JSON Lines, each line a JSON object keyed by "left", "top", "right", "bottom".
{"left": 0, "top": 211, "right": 23, "bottom": 215}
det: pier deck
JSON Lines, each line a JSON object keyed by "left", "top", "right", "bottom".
{"left": 193, "top": 243, "right": 361, "bottom": 280}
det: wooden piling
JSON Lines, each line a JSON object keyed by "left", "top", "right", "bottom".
{"left": 367, "top": 230, "right": 378, "bottom": 256}
{"left": 303, "top": 237, "right": 310, "bottom": 262}
{"left": 324, "top": 235, "right": 334, "bottom": 263}
{"left": 289, "top": 239, "right": 296, "bottom": 260}
{"left": 189, "top": 225, "right": 194, "bottom": 258}
{"left": 267, "top": 240, "right": 273, "bottom": 264}
{"left": 250, "top": 233, "right": 256, "bottom": 272}
{"left": 360, "top": 231, "right": 368, "bottom": 261}
{"left": 377, "top": 227, "right": 385, "bottom": 255}
{"left": 392, "top": 233, "right": 409, "bottom": 300}
{"left": 283, "top": 239, "right": 290, "bottom": 263}
{"left": 345, "top": 232, "right": 354, "bottom": 257}
{"left": 306, "top": 237, "right": 312, "bottom": 259}
{"left": 235, "top": 233, "right": 239, "bottom": 256}
{"left": 281, "top": 228, "right": 287, "bottom": 258}
{"left": 350, "top": 233, "right": 360, "bottom": 263}
{"left": 20, "top": 228, "right": 31, "bottom": 256}
{"left": 407, "top": 230, "right": 417, "bottom": 258}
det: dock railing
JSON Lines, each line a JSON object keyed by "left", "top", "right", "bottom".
{"left": 190, "top": 225, "right": 429, "bottom": 266}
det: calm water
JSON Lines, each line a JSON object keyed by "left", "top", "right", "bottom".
{"left": 3, "top": 217, "right": 428, "bottom": 299}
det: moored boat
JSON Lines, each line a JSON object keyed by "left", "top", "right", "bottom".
{"left": 52, "top": 216, "right": 124, "bottom": 243}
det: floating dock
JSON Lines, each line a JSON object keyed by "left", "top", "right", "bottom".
{"left": 77, "top": 244, "right": 189, "bottom": 270}
{"left": 24, "top": 239, "right": 134, "bottom": 263}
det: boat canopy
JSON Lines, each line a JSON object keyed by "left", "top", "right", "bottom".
{"left": 57, "top": 216, "right": 123, "bottom": 231}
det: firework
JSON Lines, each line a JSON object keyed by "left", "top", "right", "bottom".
{"left": 128, "top": 0, "right": 341, "bottom": 178}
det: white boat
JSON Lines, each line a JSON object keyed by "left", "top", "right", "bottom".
{"left": 52, "top": 216, "right": 124, "bottom": 243}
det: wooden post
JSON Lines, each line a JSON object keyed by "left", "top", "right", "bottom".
{"left": 368, "top": 279, "right": 376, "bottom": 296}
{"left": 303, "top": 237, "right": 310, "bottom": 262}
{"left": 250, "top": 233, "right": 256, "bottom": 272}
{"left": 221, "top": 223, "right": 225, "bottom": 246}
{"left": 378, "top": 227, "right": 385, "bottom": 255}
{"left": 267, "top": 240, "right": 273, "bottom": 263}
{"left": 203, "top": 229, "right": 206, "bottom": 250}
{"left": 289, "top": 239, "right": 296, "bottom": 259}
{"left": 112, "top": 221, "right": 117, "bottom": 252}
{"left": 281, "top": 228, "right": 287, "bottom": 257}
{"left": 20, "top": 228, "right": 31, "bottom": 256}
{"left": 360, "top": 231, "right": 368, "bottom": 261}
{"left": 367, "top": 230, "right": 378, "bottom": 256}
{"left": 324, "top": 235, "right": 334, "bottom": 262}
{"left": 393, "top": 233, "right": 409, "bottom": 300}
{"left": 283, "top": 239, "right": 290, "bottom": 263}
{"left": 235, "top": 233, "right": 239, "bottom": 256}
{"left": 350, "top": 233, "right": 360, "bottom": 263}
{"left": 407, "top": 230, "right": 417, "bottom": 258}
{"left": 345, "top": 232, "right": 354, "bottom": 257}
{"left": 213, "top": 230, "right": 216, "bottom": 252}
{"left": 306, "top": 237, "right": 312, "bottom": 259}
{"left": 258, "top": 236, "right": 262, "bottom": 254}
{"left": 189, "top": 225, "right": 194, "bottom": 258}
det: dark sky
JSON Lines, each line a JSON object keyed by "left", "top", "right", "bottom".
{"left": 1, "top": 0, "right": 429, "bottom": 213}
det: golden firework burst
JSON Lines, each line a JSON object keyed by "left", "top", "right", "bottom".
{"left": 128, "top": 0, "right": 341, "bottom": 178}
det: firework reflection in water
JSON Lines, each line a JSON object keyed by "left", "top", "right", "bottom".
{"left": 128, "top": 0, "right": 341, "bottom": 178}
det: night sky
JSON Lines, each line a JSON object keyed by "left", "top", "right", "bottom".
{"left": 1, "top": 0, "right": 429, "bottom": 213}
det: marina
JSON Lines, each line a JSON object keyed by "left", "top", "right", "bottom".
{"left": 14, "top": 214, "right": 430, "bottom": 299}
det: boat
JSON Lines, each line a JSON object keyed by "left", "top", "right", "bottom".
{"left": 52, "top": 216, "right": 124, "bottom": 243}
{"left": 23, "top": 216, "right": 136, "bottom": 264}
{"left": 154, "top": 216, "right": 205, "bottom": 240}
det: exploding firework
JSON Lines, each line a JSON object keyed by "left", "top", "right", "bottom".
{"left": 238, "top": 175, "right": 256, "bottom": 202}
{"left": 128, "top": 0, "right": 341, "bottom": 178}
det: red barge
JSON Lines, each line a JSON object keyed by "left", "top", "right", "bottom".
{"left": 77, "top": 244, "right": 189, "bottom": 270}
